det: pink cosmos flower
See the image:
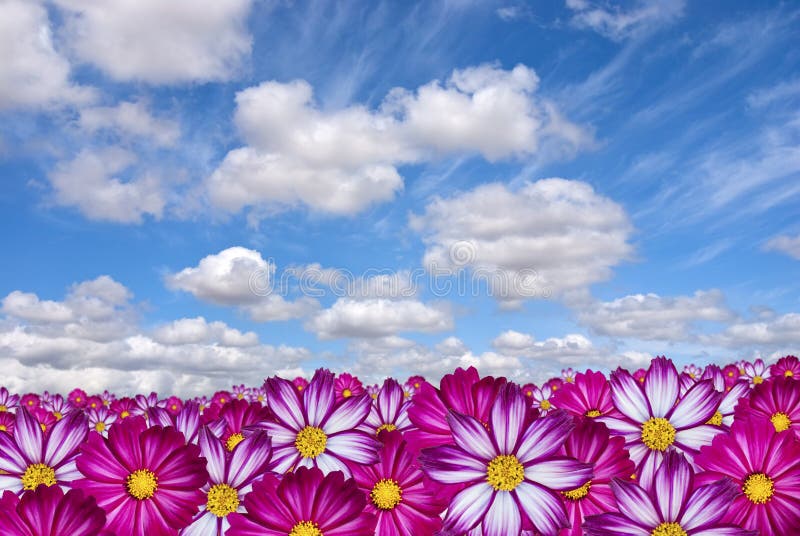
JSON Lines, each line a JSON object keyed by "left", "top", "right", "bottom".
{"left": 551, "top": 370, "right": 618, "bottom": 420}
{"left": 0, "top": 412, "right": 14, "bottom": 434}
{"left": 360, "top": 378, "right": 414, "bottom": 436}
{"left": 734, "top": 375, "right": 800, "bottom": 437}
{"left": 0, "top": 409, "right": 87, "bottom": 494}
{"left": 165, "top": 396, "right": 184, "bottom": 416}
{"left": 0, "top": 387, "right": 20, "bottom": 412}
{"left": 351, "top": 430, "right": 447, "bottom": 535}
{"left": 74, "top": 416, "right": 208, "bottom": 535}
{"left": 742, "top": 358, "right": 770, "bottom": 387}
{"left": 257, "top": 369, "right": 379, "bottom": 477}
{"left": 421, "top": 386, "right": 592, "bottom": 536}
{"left": 771, "top": 355, "right": 800, "bottom": 379}
{"left": 335, "top": 372, "right": 365, "bottom": 402}
{"left": 561, "top": 368, "right": 576, "bottom": 383}
{"left": 20, "top": 394, "right": 39, "bottom": 411}
{"left": 558, "top": 419, "right": 634, "bottom": 536}
{"left": 407, "top": 367, "right": 507, "bottom": 451}
{"left": 584, "top": 451, "right": 755, "bottom": 536}
{"left": 227, "top": 467, "right": 377, "bottom": 535}
{"left": 67, "top": 389, "right": 88, "bottom": 409}
{"left": 182, "top": 427, "right": 272, "bottom": 536}
{"left": 292, "top": 377, "right": 309, "bottom": 392}
{"left": 601, "top": 357, "right": 722, "bottom": 488}
{"left": 87, "top": 406, "right": 116, "bottom": 436}
{"left": 214, "top": 398, "right": 270, "bottom": 452}
{"left": 0, "top": 485, "right": 110, "bottom": 536}
{"left": 695, "top": 417, "right": 800, "bottom": 534}
{"left": 531, "top": 384, "right": 555, "bottom": 415}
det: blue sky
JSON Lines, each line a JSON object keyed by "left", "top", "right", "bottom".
{"left": 1, "top": 0, "right": 799, "bottom": 395}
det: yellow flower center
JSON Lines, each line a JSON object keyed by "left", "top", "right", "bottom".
{"left": 771, "top": 412, "right": 792, "bottom": 432}
{"left": 370, "top": 478, "right": 402, "bottom": 510}
{"left": 376, "top": 423, "right": 397, "bottom": 434}
{"left": 585, "top": 409, "right": 601, "bottom": 418}
{"left": 289, "top": 521, "right": 323, "bottom": 536}
{"left": 237, "top": 393, "right": 245, "bottom": 399}
{"left": 370, "top": 393, "right": 377, "bottom": 399}
{"left": 226, "top": 433, "right": 245, "bottom": 452}
{"left": 641, "top": 417, "right": 676, "bottom": 451}
{"left": 126, "top": 469, "right": 158, "bottom": 500}
{"left": 552, "top": 385, "right": 559, "bottom": 391}
{"left": 342, "top": 388, "right": 352, "bottom": 398}
{"left": 486, "top": 455, "right": 524, "bottom": 491}
{"left": 743, "top": 473, "right": 774, "bottom": 504}
{"left": 39, "top": 423, "right": 46, "bottom": 433}
{"left": 53, "top": 411, "right": 62, "bottom": 420}
{"left": 706, "top": 411, "right": 723, "bottom": 426}
{"left": 753, "top": 376, "right": 764, "bottom": 385}
{"left": 0, "top": 405, "right": 6, "bottom": 412}
{"left": 295, "top": 426, "right": 327, "bottom": 458}
{"left": 539, "top": 399, "right": 551, "bottom": 410}
{"left": 651, "top": 522, "right": 687, "bottom": 536}
{"left": 21, "top": 463, "right": 56, "bottom": 490}
{"left": 120, "top": 410, "right": 130, "bottom": 419}
{"left": 0, "top": 425, "right": 6, "bottom": 432}
{"left": 206, "top": 483, "right": 240, "bottom": 517}
{"left": 562, "top": 480, "right": 591, "bottom": 501}
{"left": 786, "top": 370, "right": 794, "bottom": 377}
{"left": 94, "top": 422, "right": 106, "bottom": 433}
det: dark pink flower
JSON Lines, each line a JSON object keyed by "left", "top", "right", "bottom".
{"left": 335, "top": 372, "right": 365, "bottom": 402}
{"left": 0, "top": 485, "right": 109, "bottom": 536}
{"left": 551, "top": 370, "right": 619, "bottom": 420}
{"left": 771, "top": 355, "right": 800, "bottom": 379}
{"left": 734, "top": 376, "right": 800, "bottom": 437}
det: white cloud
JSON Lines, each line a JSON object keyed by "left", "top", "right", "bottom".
{"left": 48, "top": 147, "right": 165, "bottom": 224}
{"left": 78, "top": 101, "right": 181, "bottom": 147}
{"left": 702, "top": 312, "right": 800, "bottom": 349}
{"left": 207, "top": 63, "right": 592, "bottom": 217}
{"left": 165, "top": 247, "right": 319, "bottom": 322}
{"left": 566, "top": 0, "right": 685, "bottom": 41}
{"left": 0, "top": 0, "right": 93, "bottom": 110}
{"left": 578, "top": 289, "right": 735, "bottom": 341}
{"left": 0, "top": 278, "right": 312, "bottom": 396}
{"left": 410, "top": 179, "right": 634, "bottom": 302}
{"left": 764, "top": 234, "right": 800, "bottom": 260}
{"left": 306, "top": 298, "right": 453, "bottom": 339}
{"left": 53, "top": 0, "right": 254, "bottom": 84}
{"left": 491, "top": 329, "right": 597, "bottom": 362}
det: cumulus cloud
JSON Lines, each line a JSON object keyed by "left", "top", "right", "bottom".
{"left": 207, "top": 63, "right": 592, "bottom": 217}
{"left": 48, "top": 147, "right": 166, "bottom": 224}
{"left": 0, "top": 277, "right": 312, "bottom": 396}
{"left": 78, "top": 101, "right": 181, "bottom": 147}
{"left": 306, "top": 298, "right": 453, "bottom": 339}
{"left": 763, "top": 234, "right": 800, "bottom": 260}
{"left": 0, "top": 0, "right": 93, "bottom": 110}
{"left": 53, "top": 0, "right": 254, "bottom": 84}
{"left": 701, "top": 312, "right": 800, "bottom": 349}
{"left": 410, "top": 179, "right": 634, "bottom": 302}
{"left": 566, "top": 0, "right": 685, "bottom": 41}
{"left": 165, "top": 247, "right": 320, "bottom": 322}
{"left": 577, "top": 289, "right": 735, "bottom": 341}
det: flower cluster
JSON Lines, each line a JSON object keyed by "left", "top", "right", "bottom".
{"left": 0, "top": 357, "right": 798, "bottom": 535}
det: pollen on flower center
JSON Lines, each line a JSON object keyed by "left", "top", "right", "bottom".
{"left": 126, "top": 469, "right": 158, "bottom": 500}
{"left": 585, "top": 409, "right": 601, "bottom": 418}
{"left": 376, "top": 423, "right": 397, "bottom": 434}
{"left": 753, "top": 376, "right": 764, "bottom": 385}
{"left": 206, "top": 483, "right": 240, "bottom": 517}
{"left": 226, "top": 433, "right": 245, "bottom": 452}
{"left": 770, "top": 412, "right": 792, "bottom": 433}
{"left": 539, "top": 399, "right": 551, "bottom": 410}
{"left": 786, "top": 370, "right": 794, "bottom": 377}
{"left": 706, "top": 411, "right": 723, "bottom": 426}
{"left": 289, "top": 520, "right": 323, "bottom": 536}
{"left": 743, "top": 473, "right": 774, "bottom": 504}
{"left": 21, "top": 463, "right": 56, "bottom": 490}
{"left": 486, "top": 455, "right": 524, "bottom": 491}
{"left": 370, "top": 478, "right": 402, "bottom": 510}
{"left": 562, "top": 480, "right": 591, "bottom": 501}
{"left": 295, "top": 426, "right": 327, "bottom": 458}
{"left": 342, "top": 388, "right": 352, "bottom": 398}
{"left": 95, "top": 422, "right": 106, "bottom": 433}
{"left": 641, "top": 417, "right": 676, "bottom": 451}
{"left": 650, "top": 522, "right": 687, "bottom": 536}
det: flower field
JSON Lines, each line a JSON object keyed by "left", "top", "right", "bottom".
{"left": 0, "top": 356, "right": 798, "bottom": 535}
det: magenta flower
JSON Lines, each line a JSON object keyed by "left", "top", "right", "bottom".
{"left": 87, "top": 406, "right": 116, "bottom": 436}
{"left": 531, "top": 384, "right": 555, "bottom": 415}
{"left": 734, "top": 376, "right": 800, "bottom": 437}
{"left": 20, "top": 394, "right": 39, "bottom": 411}
{"left": 257, "top": 369, "right": 379, "bottom": 477}
{"left": 182, "top": 427, "right": 272, "bottom": 535}
{"left": 215, "top": 398, "right": 270, "bottom": 452}
{"left": 0, "top": 387, "right": 20, "bottom": 412}
{"left": 0, "top": 485, "right": 109, "bottom": 536}
{"left": 584, "top": 451, "right": 755, "bottom": 536}
{"left": 551, "top": 370, "right": 618, "bottom": 420}
{"left": 335, "top": 372, "right": 365, "bottom": 402}
{"left": 407, "top": 366, "right": 507, "bottom": 451}
{"left": 351, "top": 430, "right": 447, "bottom": 535}
{"left": 601, "top": 357, "right": 722, "bottom": 487}
{"left": 771, "top": 355, "right": 800, "bottom": 379}
{"left": 165, "top": 396, "right": 184, "bottom": 416}
{"left": 558, "top": 419, "right": 635, "bottom": 536}
{"left": 360, "top": 378, "right": 414, "bottom": 436}
{"left": 421, "top": 386, "right": 592, "bottom": 536}
{"left": 74, "top": 416, "right": 208, "bottom": 535}
{"left": 742, "top": 358, "right": 770, "bottom": 387}
{"left": 110, "top": 397, "right": 141, "bottom": 421}
{"left": 68, "top": 389, "right": 88, "bottom": 409}
{"left": 227, "top": 467, "right": 377, "bottom": 535}
{"left": 292, "top": 377, "right": 309, "bottom": 392}
{"left": 0, "top": 409, "right": 87, "bottom": 494}
{"left": 695, "top": 417, "right": 800, "bottom": 534}
{"left": 0, "top": 412, "right": 14, "bottom": 434}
